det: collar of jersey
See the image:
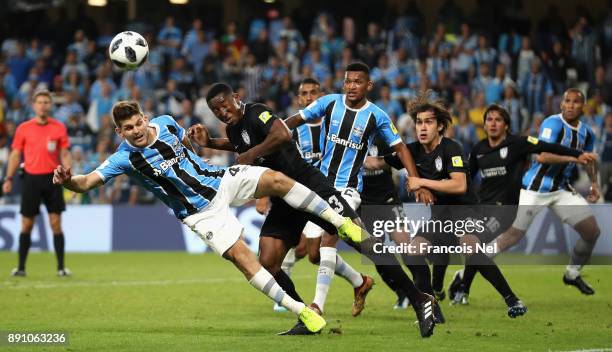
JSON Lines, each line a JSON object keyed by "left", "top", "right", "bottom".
{"left": 557, "top": 113, "right": 582, "bottom": 132}
{"left": 124, "top": 123, "right": 160, "bottom": 149}
{"left": 342, "top": 95, "right": 371, "bottom": 112}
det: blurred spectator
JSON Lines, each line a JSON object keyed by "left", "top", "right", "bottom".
{"left": 570, "top": 16, "right": 600, "bottom": 82}
{"left": 517, "top": 36, "right": 535, "bottom": 83}
{"left": 176, "top": 99, "right": 199, "bottom": 128}
{"left": 7, "top": 42, "right": 33, "bottom": 88}
{"left": 375, "top": 84, "right": 403, "bottom": 120}
{"left": 358, "top": 22, "right": 386, "bottom": 67}
{"left": 55, "top": 90, "right": 84, "bottom": 123}
{"left": 454, "top": 108, "right": 479, "bottom": 154}
{"left": 600, "top": 112, "right": 612, "bottom": 201}
{"left": 157, "top": 16, "right": 183, "bottom": 59}
{"left": 66, "top": 112, "right": 95, "bottom": 152}
{"left": 0, "top": 62, "right": 18, "bottom": 103}
{"left": 68, "top": 29, "right": 89, "bottom": 61}
{"left": 468, "top": 91, "right": 487, "bottom": 139}
{"left": 520, "top": 58, "right": 554, "bottom": 117}
{"left": 158, "top": 79, "right": 185, "bottom": 116}
{"left": 502, "top": 83, "right": 527, "bottom": 133}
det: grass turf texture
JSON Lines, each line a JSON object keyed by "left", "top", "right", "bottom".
{"left": 1, "top": 252, "right": 610, "bottom": 352}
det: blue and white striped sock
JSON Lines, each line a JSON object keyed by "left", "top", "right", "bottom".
{"left": 249, "top": 268, "right": 305, "bottom": 315}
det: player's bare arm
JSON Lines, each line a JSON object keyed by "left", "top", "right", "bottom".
{"left": 407, "top": 172, "right": 467, "bottom": 195}
{"left": 237, "top": 119, "right": 292, "bottom": 165}
{"left": 585, "top": 158, "right": 600, "bottom": 203}
{"left": 1, "top": 149, "right": 21, "bottom": 194}
{"left": 53, "top": 165, "right": 104, "bottom": 193}
{"left": 284, "top": 112, "right": 307, "bottom": 130}
{"left": 187, "top": 124, "right": 234, "bottom": 151}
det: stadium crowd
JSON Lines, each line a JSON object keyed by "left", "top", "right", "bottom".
{"left": 1, "top": 3, "right": 612, "bottom": 204}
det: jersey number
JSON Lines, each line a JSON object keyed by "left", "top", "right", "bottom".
{"left": 228, "top": 166, "right": 241, "bottom": 176}
{"left": 327, "top": 195, "right": 344, "bottom": 214}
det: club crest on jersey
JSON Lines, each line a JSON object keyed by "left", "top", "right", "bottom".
{"left": 205, "top": 231, "right": 213, "bottom": 240}
{"left": 241, "top": 130, "right": 251, "bottom": 146}
{"left": 435, "top": 156, "right": 443, "bottom": 171}
{"left": 353, "top": 126, "right": 364, "bottom": 138}
{"left": 172, "top": 138, "right": 181, "bottom": 152}
{"left": 500, "top": 147, "right": 508, "bottom": 159}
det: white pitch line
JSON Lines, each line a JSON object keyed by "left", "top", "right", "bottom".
{"left": 1, "top": 275, "right": 314, "bottom": 290}
{"left": 550, "top": 349, "right": 612, "bottom": 352}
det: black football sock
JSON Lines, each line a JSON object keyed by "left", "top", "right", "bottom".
{"left": 273, "top": 270, "right": 303, "bottom": 303}
{"left": 462, "top": 265, "right": 478, "bottom": 294}
{"left": 468, "top": 253, "right": 515, "bottom": 303}
{"left": 405, "top": 255, "right": 434, "bottom": 295}
{"left": 375, "top": 264, "right": 403, "bottom": 296}
{"left": 53, "top": 233, "right": 65, "bottom": 270}
{"left": 432, "top": 264, "right": 448, "bottom": 293}
{"left": 18, "top": 233, "right": 32, "bottom": 271}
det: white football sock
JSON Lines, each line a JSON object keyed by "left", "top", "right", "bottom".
{"left": 249, "top": 268, "right": 305, "bottom": 314}
{"left": 282, "top": 183, "right": 344, "bottom": 228}
{"left": 335, "top": 254, "right": 363, "bottom": 288}
{"left": 281, "top": 248, "right": 297, "bottom": 277}
{"left": 312, "top": 246, "right": 337, "bottom": 312}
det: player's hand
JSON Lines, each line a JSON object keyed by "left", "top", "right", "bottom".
{"left": 587, "top": 183, "right": 600, "bottom": 203}
{"left": 2, "top": 179, "right": 12, "bottom": 194}
{"left": 255, "top": 197, "right": 270, "bottom": 215}
{"left": 406, "top": 176, "right": 422, "bottom": 192}
{"left": 414, "top": 188, "right": 435, "bottom": 205}
{"left": 237, "top": 151, "right": 256, "bottom": 165}
{"left": 187, "top": 124, "right": 210, "bottom": 147}
{"left": 53, "top": 166, "right": 72, "bottom": 185}
{"left": 577, "top": 152, "right": 597, "bottom": 165}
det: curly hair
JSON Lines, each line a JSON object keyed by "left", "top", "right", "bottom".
{"left": 406, "top": 90, "right": 452, "bottom": 135}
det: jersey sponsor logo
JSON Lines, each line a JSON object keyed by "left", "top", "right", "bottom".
{"left": 451, "top": 156, "right": 463, "bottom": 167}
{"left": 480, "top": 166, "right": 507, "bottom": 178}
{"left": 390, "top": 122, "right": 399, "bottom": 135}
{"left": 435, "top": 156, "right": 443, "bottom": 171}
{"left": 241, "top": 130, "right": 251, "bottom": 146}
{"left": 500, "top": 147, "right": 508, "bottom": 159}
{"left": 153, "top": 151, "right": 186, "bottom": 177}
{"left": 303, "top": 151, "right": 322, "bottom": 160}
{"left": 527, "top": 136, "right": 539, "bottom": 145}
{"left": 258, "top": 111, "right": 272, "bottom": 123}
{"left": 328, "top": 134, "right": 365, "bottom": 150}
{"left": 541, "top": 128, "right": 552, "bottom": 140}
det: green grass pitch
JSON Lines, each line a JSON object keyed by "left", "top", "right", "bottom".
{"left": 1, "top": 252, "right": 610, "bottom": 351}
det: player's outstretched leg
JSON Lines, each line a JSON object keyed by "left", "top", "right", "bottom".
{"left": 224, "top": 239, "right": 326, "bottom": 333}
{"left": 255, "top": 170, "right": 364, "bottom": 243}
{"left": 563, "top": 217, "right": 600, "bottom": 295}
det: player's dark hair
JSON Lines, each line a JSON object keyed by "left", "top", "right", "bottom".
{"left": 563, "top": 88, "right": 586, "bottom": 103}
{"left": 206, "top": 83, "right": 233, "bottom": 103}
{"left": 483, "top": 104, "right": 511, "bottom": 128}
{"left": 112, "top": 100, "right": 143, "bottom": 127}
{"left": 299, "top": 77, "right": 320, "bottom": 87}
{"left": 345, "top": 61, "right": 370, "bottom": 76}
{"left": 407, "top": 90, "right": 452, "bottom": 135}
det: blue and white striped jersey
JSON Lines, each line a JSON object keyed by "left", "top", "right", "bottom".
{"left": 522, "top": 114, "right": 595, "bottom": 193}
{"left": 292, "top": 122, "right": 322, "bottom": 166}
{"left": 95, "top": 115, "right": 226, "bottom": 219}
{"left": 299, "top": 94, "right": 401, "bottom": 191}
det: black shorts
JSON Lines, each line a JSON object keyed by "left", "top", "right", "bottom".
{"left": 260, "top": 166, "right": 357, "bottom": 247}
{"left": 20, "top": 172, "right": 66, "bottom": 217}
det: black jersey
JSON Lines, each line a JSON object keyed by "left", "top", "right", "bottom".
{"left": 362, "top": 137, "right": 399, "bottom": 204}
{"left": 226, "top": 103, "right": 313, "bottom": 177}
{"left": 385, "top": 137, "right": 478, "bottom": 206}
{"left": 469, "top": 134, "right": 582, "bottom": 205}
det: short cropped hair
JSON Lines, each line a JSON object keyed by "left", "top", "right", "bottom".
{"left": 206, "top": 83, "right": 233, "bottom": 103}
{"left": 564, "top": 88, "right": 586, "bottom": 103}
{"left": 32, "top": 90, "right": 52, "bottom": 102}
{"left": 112, "top": 100, "right": 143, "bottom": 127}
{"left": 345, "top": 62, "right": 370, "bottom": 76}
{"left": 299, "top": 77, "right": 320, "bottom": 87}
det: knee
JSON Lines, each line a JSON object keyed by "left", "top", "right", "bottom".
{"left": 308, "top": 252, "right": 320, "bottom": 265}
{"left": 269, "top": 171, "right": 291, "bottom": 194}
{"left": 21, "top": 219, "right": 34, "bottom": 233}
{"left": 259, "top": 255, "right": 281, "bottom": 275}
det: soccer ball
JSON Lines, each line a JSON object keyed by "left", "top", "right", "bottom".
{"left": 108, "top": 31, "right": 149, "bottom": 71}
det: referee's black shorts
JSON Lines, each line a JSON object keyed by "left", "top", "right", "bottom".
{"left": 260, "top": 165, "right": 357, "bottom": 247}
{"left": 20, "top": 172, "right": 66, "bottom": 217}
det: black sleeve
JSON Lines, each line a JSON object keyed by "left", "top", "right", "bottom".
{"left": 444, "top": 139, "right": 468, "bottom": 174}
{"left": 247, "top": 104, "right": 279, "bottom": 136}
{"left": 292, "top": 128, "right": 299, "bottom": 144}
{"left": 517, "top": 136, "right": 582, "bottom": 158}
{"left": 383, "top": 152, "right": 403, "bottom": 170}
{"left": 468, "top": 147, "right": 478, "bottom": 180}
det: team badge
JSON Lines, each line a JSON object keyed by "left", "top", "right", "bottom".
{"left": 172, "top": 138, "right": 181, "bottom": 152}
{"left": 368, "top": 145, "right": 379, "bottom": 157}
{"left": 435, "top": 156, "right": 443, "bottom": 171}
{"left": 205, "top": 231, "right": 213, "bottom": 241}
{"left": 353, "top": 126, "right": 364, "bottom": 138}
{"left": 527, "top": 136, "right": 539, "bottom": 145}
{"left": 500, "top": 147, "right": 508, "bottom": 159}
{"left": 258, "top": 111, "right": 272, "bottom": 123}
{"left": 241, "top": 130, "right": 251, "bottom": 146}
{"left": 451, "top": 156, "right": 463, "bottom": 167}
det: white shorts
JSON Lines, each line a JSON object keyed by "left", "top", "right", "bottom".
{"left": 511, "top": 188, "right": 594, "bottom": 231}
{"left": 182, "top": 165, "right": 268, "bottom": 255}
{"left": 303, "top": 187, "right": 362, "bottom": 239}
